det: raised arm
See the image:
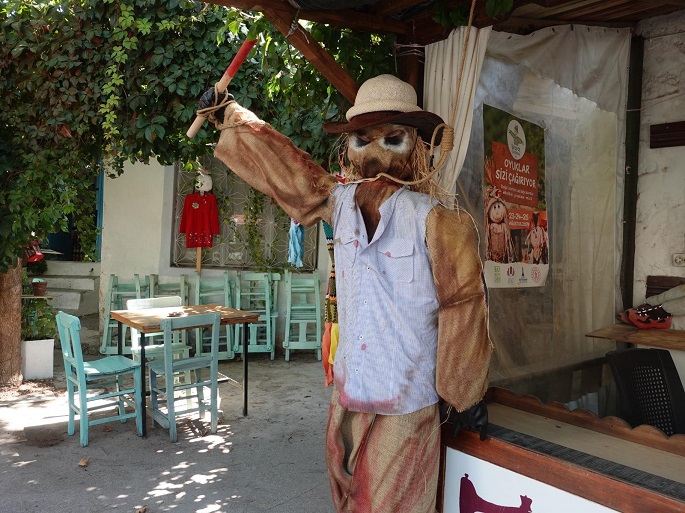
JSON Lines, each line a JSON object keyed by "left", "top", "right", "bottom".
{"left": 213, "top": 101, "right": 338, "bottom": 226}
{"left": 426, "top": 206, "right": 491, "bottom": 412}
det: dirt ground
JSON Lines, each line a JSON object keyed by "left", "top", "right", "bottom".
{"left": 0, "top": 345, "right": 335, "bottom": 513}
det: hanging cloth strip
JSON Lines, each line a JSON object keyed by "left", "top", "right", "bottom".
{"left": 288, "top": 218, "right": 305, "bottom": 267}
{"left": 321, "top": 220, "right": 338, "bottom": 386}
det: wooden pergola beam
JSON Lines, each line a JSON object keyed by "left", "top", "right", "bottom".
{"left": 261, "top": 5, "right": 360, "bottom": 104}
{"left": 203, "top": 0, "right": 411, "bottom": 35}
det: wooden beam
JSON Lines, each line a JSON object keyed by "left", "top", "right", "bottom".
{"left": 371, "top": 0, "right": 427, "bottom": 17}
{"left": 650, "top": 121, "right": 685, "bottom": 148}
{"left": 203, "top": 0, "right": 411, "bottom": 35}
{"left": 261, "top": 6, "right": 360, "bottom": 104}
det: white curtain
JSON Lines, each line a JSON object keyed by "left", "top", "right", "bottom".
{"left": 424, "top": 26, "right": 491, "bottom": 204}
{"left": 426, "top": 24, "right": 632, "bottom": 407}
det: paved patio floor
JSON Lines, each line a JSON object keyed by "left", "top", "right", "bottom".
{"left": 0, "top": 322, "right": 334, "bottom": 513}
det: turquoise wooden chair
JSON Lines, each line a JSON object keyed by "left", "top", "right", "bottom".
{"left": 150, "top": 274, "right": 190, "bottom": 305}
{"left": 234, "top": 272, "right": 280, "bottom": 360}
{"left": 100, "top": 274, "right": 150, "bottom": 355}
{"left": 148, "top": 312, "right": 221, "bottom": 442}
{"left": 283, "top": 270, "right": 322, "bottom": 361}
{"left": 57, "top": 311, "right": 143, "bottom": 447}
{"left": 194, "top": 271, "right": 235, "bottom": 359}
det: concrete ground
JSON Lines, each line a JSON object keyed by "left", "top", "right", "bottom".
{"left": 0, "top": 319, "right": 335, "bottom": 513}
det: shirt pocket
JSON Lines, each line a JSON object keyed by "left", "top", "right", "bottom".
{"left": 336, "top": 233, "right": 359, "bottom": 269}
{"left": 376, "top": 238, "right": 414, "bottom": 283}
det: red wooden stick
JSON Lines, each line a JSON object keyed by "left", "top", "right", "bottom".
{"left": 186, "top": 38, "right": 257, "bottom": 138}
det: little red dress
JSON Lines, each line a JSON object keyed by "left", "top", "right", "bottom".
{"left": 180, "top": 192, "right": 220, "bottom": 248}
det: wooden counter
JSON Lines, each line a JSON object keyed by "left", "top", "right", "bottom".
{"left": 587, "top": 324, "right": 685, "bottom": 351}
{"left": 439, "top": 388, "right": 685, "bottom": 513}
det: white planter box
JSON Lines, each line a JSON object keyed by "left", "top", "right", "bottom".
{"left": 21, "top": 338, "right": 55, "bottom": 380}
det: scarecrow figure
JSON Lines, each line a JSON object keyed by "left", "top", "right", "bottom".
{"left": 525, "top": 211, "right": 548, "bottom": 264}
{"left": 484, "top": 186, "right": 516, "bottom": 263}
{"left": 201, "top": 74, "right": 491, "bottom": 513}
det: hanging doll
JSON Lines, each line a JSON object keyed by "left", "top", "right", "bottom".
{"left": 199, "top": 74, "right": 490, "bottom": 513}
{"left": 485, "top": 187, "right": 516, "bottom": 263}
{"left": 179, "top": 171, "right": 219, "bottom": 248}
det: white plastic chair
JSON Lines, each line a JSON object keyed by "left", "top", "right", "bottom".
{"left": 126, "top": 296, "right": 191, "bottom": 364}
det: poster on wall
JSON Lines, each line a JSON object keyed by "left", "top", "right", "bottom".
{"left": 482, "top": 105, "right": 548, "bottom": 288}
{"left": 443, "top": 449, "right": 618, "bottom": 513}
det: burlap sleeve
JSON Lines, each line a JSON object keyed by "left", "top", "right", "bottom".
{"left": 426, "top": 207, "right": 491, "bottom": 412}
{"left": 213, "top": 101, "right": 338, "bottom": 226}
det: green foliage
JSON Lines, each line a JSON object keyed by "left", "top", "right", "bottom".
{"left": 486, "top": 0, "right": 514, "bottom": 19}
{"left": 0, "top": 0, "right": 250, "bottom": 272}
{"left": 21, "top": 272, "right": 57, "bottom": 341}
{"left": 1, "top": 0, "right": 395, "bottom": 274}
{"left": 433, "top": 0, "right": 513, "bottom": 29}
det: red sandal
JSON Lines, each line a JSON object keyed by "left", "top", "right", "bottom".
{"left": 626, "top": 303, "right": 672, "bottom": 329}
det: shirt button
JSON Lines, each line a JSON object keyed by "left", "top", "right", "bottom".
{"left": 359, "top": 335, "right": 363, "bottom": 340}
{"left": 363, "top": 300, "right": 368, "bottom": 305}
{"left": 367, "top": 267, "right": 371, "bottom": 271}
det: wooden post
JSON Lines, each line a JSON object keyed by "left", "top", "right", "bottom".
{"left": 196, "top": 247, "right": 202, "bottom": 276}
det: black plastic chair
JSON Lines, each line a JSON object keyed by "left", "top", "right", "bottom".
{"left": 606, "top": 348, "right": 685, "bottom": 436}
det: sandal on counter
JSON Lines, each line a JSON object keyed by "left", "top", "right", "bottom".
{"left": 626, "top": 303, "right": 672, "bottom": 329}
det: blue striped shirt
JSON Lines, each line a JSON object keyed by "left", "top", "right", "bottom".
{"left": 331, "top": 184, "right": 440, "bottom": 415}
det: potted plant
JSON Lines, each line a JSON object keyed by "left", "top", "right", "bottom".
{"left": 26, "top": 256, "right": 49, "bottom": 296}
{"left": 21, "top": 271, "right": 57, "bottom": 380}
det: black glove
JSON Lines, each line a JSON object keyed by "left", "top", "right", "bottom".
{"left": 441, "top": 399, "right": 488, "bottom": 441}
{"left": 197, "top": 88, "right": 235, "bottom": 123}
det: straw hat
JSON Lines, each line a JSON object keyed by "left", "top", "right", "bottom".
{"left": 323, "top": 74, "right": 444, "bottom": 143}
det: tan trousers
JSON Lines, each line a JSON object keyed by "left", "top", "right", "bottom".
{"left": 325, "top": 388, "right": 440, "bottom": 513}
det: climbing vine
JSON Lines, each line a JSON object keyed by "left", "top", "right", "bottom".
{"left": 1, "top": 0, "right": 396, "bottom": 274}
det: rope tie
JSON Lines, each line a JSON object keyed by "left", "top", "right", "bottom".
{"left": 425, "top": 0, "right": 477, "bottom": 177}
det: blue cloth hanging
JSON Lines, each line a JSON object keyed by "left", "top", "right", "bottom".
{"left": 288, "top": 218, "right": 304, "bottom": 268}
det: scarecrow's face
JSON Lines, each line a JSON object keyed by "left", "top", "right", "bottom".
{"left": 489, "top": 201, "right": 507, "bottom": 224}
{"left": 347, "top": 123, "right": 416, "bottom": 180}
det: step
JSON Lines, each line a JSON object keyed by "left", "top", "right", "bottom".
{"left": 42, "top": 274, "right": 98, "bottom": 291}
{"left": 37, "top": 261, "right": 101, "bottom": 316}
{"left": 48, "top": 287, "right": 99, "bottom": 316}
{"left": 44, "top": 261, "right": 100, "bottom": 277}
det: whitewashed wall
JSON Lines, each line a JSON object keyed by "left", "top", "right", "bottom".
{"left": 635, "top": 11, "right": 685, "bottom": 378}
{"left": 100, "top": 159, "right": 166, "bottom": 318}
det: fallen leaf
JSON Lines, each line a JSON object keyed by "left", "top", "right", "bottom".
{"left": 103, "top": 425, "right": 113, "bottom": 432}
{"left": 135, "top": 507, "right": 147, "bottom": 513}
{"left": 78, "top": 456, "right": 90, "bottom": 467}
